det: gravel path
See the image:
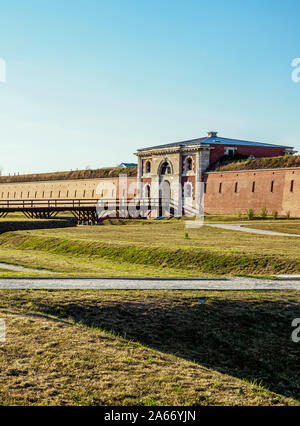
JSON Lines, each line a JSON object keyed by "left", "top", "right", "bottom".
{"left": 0, "top": 276, "right": 299, "bottom": 290}
{"left": 0, "top": 262, "right": 50, "bottom": 273}
{"left": 206, "top": 222, "right": 300, "bottom": 237}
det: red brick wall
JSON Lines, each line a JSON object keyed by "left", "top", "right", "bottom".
{"left": 203, "top": 168, "right": 300, "bottom": 216}
{"left": 209, "top": 145, "right": 286, "bottom": 166}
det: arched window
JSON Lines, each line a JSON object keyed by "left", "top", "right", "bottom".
{"left": 186, "top": 157, "right": 193, "bottom": 171}
{"left": 185, "top": 183, "right": 192, "bottom": 198}
{"left": 145, "top": 161, "right": 151, "bottom": 174}
{"left": 161, "top": 162, "right": 171, "bottom": 175}
{"left": 145, "top": 185, "right": 151, "bottom": 198}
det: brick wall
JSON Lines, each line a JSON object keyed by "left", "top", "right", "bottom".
{"left": 209, "top": 145, "right": 286, "bottom": 166}
{"left": 203, "top": 168, "right": 300, "bottom": 216}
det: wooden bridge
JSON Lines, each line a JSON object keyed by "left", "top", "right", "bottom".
{"left": 0, "top": 198, "right": 174, "bottom": 224}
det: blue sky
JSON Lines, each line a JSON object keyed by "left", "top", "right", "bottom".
{"left": 0, "top": 0, "right": 300, "bottom": 174}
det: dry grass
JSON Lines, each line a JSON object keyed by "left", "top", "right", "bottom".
{"left": 0, "top": 167, "right": 137, "bottom": 184}
{"left": 0, "top": 290, "right": 299, "bottom": 406}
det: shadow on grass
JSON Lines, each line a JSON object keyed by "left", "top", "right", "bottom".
{"left": 0, "top": 218, "right": 76, "bottom": 234}
{"left": 32, "top": 294, "right": 300, "bottom": 401}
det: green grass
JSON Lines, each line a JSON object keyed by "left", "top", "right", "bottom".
{"left": 0, "top": 289, "right": 299, "bottom": 405}
{"left": 0, "top": 215, "right": 299, "bottom": 276}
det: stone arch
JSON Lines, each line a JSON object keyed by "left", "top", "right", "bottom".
{"left": 184, "top": 156, "right": 194, "bottom": 173}
{"left": 158, "top": 159, "right": 174, "bottom": 176}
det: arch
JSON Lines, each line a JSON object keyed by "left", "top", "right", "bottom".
{"left": 184, "top": 156, "right": 193, "bottom": 173}
{"left": 184, "top": 182, "right": 192, "bottom": 198}
{"left": 158, "top": 159, "right": 173, "bottom": 176}
{"left": 159, "top": 180, "right": 171, "bottom": 216}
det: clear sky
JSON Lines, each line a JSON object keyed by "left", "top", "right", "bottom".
{"left": 0, "top": 0, "right": 300, "bottom": 174}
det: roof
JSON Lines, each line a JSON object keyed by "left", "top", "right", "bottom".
{"left": 117, "top": 162, "right": 138, "bottom": 168}
{"left": 137, "top": 134, "right": 294, "bottom": 151}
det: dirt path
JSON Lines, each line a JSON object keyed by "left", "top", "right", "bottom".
{"left": 0, "top": 276, "right": 299, "bottom": 289}
{"left": 206, "top": 222, "right": 300, "bottom": 237}
{"left": 0, "top": 262, "right": 50, "bottom": 273}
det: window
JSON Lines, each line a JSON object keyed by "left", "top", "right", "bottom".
{"left": 35, "top": 191, "right": 37, "bottom": 198}
{"left": 145, "top": 161, "right": 151, "bottom": 174}
{"left": 14, "top": 192, "right": 16, "bottom": 198}
{"left": 42, "top": 191, "right": 44, "bottom": 198}
{"left": 27, "top": 192, "right": 30, "bottom": 198}
{"left": 7, "top": 192, "right": 9, "bottom": 198}
{"left": 50, "top": 191, "right": 52, "bottom": 198}
{"left": 145, "top": 185, "right": 151, "bottom": 198}
{"left": 83, "top": 190, "right": 86, "bottom": 198}
{"left": 225, "top": 147, "right": 236, "bottom": 157}
{"left": 74, "top": 190, "right": 77, "bottom": 198}
{"left": 161, "top": 162, "right": 171, "bottom": 175}
{"left": 270, "top": 181, "right": 274, "bottom": 193}
{"left": 234, "top": 182, "right": 238, "bottom": 193}
{"left": 92, "top": 190, "right": 95, "bottom": 198}
{"left": 252, "top": 181, "right": 255, "bottom": 193}
{"left": 186, "top": 157, "right": 193, "bottom": 171}
{"left": 20, "top": 192, "right": 23, "bottom": 199}
{"left": 185, "top": 183, "right": 192, "bottom": 198}
{"left": 66, "top": 190, "right": 69, "bottom": 198}
{"left": 219, "top": 182, "right": 222, "bottom": 193}
{"left": 204, "top": 183, "right": 207, "bottom": 194}
{"left": 290, "top": 180, "right": 294, "bottom": 192}
{"left": 58, "top": 191, "right": 61, "bottom": 198}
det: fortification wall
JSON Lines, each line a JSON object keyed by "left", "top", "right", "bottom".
{"left": 0, "top": 167, "right": 299, "bottom": 217}
{"left": 0, "top": 176, "right": 137, "bottom": 201}
{"left": 203, "top": 168, "right": 300, "bottom": 216}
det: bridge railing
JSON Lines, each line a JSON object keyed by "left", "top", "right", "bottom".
{"left": 0, "top": 197, "right": 172, "bottom": 210}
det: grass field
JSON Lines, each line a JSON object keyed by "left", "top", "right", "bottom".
{"left": 0, "top": 214, "right": 299, "bottom": 277}
{"left": 0, "top": 289, "right": 299, "bottom": 406}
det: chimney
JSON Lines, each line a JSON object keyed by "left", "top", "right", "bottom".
{"left": 207, "top": 131, "right": 218, "bottom": 137}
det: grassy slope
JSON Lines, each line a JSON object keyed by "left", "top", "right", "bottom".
{"left": 211, "top": 155, "right": 300, "bottom": 172}
{"left": 0, "top": 218, "right": 299, "bottom": 276}
{"left": 0, "top": 166, "right": 137, "bottom": 183}
{"left": 0, "top": 290, "right": 299, "bottom": 406}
